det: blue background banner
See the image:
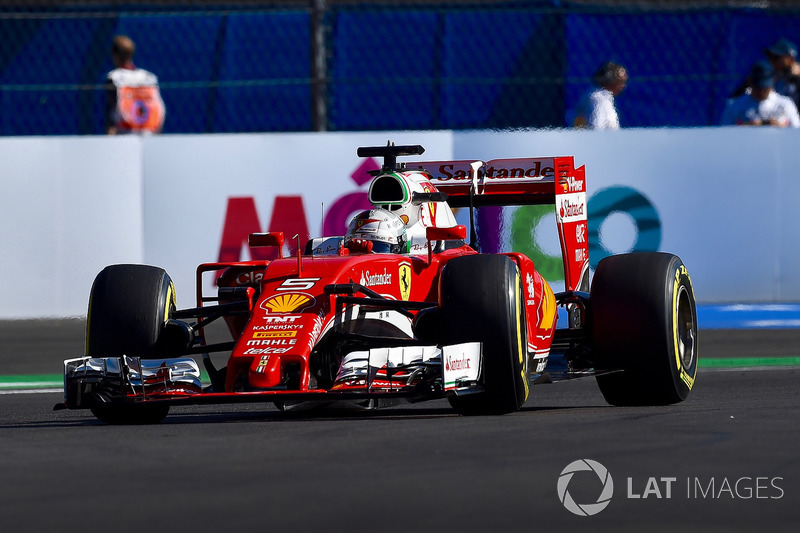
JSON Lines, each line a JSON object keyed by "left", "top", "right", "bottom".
{"left": 3, "top": 4, "right": 800, "bottom": 134}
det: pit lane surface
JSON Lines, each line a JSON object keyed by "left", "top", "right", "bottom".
{"left": 1, "top": 322, "right": 798, "bottom": 532}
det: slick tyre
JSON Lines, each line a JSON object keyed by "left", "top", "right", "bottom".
{"left": 86, "top": 264, "right": 175, "bottom": 424}
{"left": 591, "top": 253, "right": 698, "bottom": 406}
{"left": 440, "top": 255, "right": 529, "bottom": 415}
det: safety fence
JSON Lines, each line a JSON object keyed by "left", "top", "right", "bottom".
{"left": 2, "top": 1, "right": 800, "bottom": 134}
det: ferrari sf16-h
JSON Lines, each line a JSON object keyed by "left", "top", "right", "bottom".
{"left": 56, "top": 143, "right": 698, "bottom": 424}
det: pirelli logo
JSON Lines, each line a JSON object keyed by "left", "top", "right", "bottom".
{"left": 253, "top": 331, "right": 297, "bottom": 339}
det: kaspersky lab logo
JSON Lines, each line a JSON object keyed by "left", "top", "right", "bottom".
{"left": 557, "top": 459, "right": 614, "bottom": 516}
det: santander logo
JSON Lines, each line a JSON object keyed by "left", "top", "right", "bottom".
{"left": 446, "top": 355, "right": 471, "bottom": 372}
{"left": 560, "top": 199, "right": 585, "bottom": 219}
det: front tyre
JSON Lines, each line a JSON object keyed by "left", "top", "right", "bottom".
{"left": 86, "top": 264, "right": 176, "bottom": 424}
{"left": 440, "top": 255, "right": 529, "bottom": 415}
{"left": 591, "top": 253, "right": 698, "bottom": 406}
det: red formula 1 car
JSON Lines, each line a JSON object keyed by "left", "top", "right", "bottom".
{"left": 56, "top": 144, "right": 698, "bottom": 424}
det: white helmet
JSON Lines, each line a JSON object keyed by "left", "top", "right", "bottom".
{"left": 344, "top": 209, "right": 408, "bottom": 254}
{"left": 369, "top": 172, "right": 426, "bottom": 227}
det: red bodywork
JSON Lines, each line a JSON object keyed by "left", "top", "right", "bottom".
{"left": 60, "top": 151, "right": 589, "bottom": 411}
{"left": 199, "top": 247, "right": 555, "bottom": 395}
{"left": 187, "top": 154, "right": 586, "bottom": 398}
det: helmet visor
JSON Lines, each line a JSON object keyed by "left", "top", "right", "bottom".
{"left": 370, "top": 241, "right": 395, "bottom": 254}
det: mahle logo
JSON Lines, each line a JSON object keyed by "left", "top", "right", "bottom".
{"left": 557, "top": 459, "right": 614, "bottom": 516}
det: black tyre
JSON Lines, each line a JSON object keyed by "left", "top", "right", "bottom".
{"left": 86, "top": 264, "right": 175, "bottom": 424}
{"left": 591, "top": 252, "right": 698, "bottom": 406}
{"left": 440, "top": 255, "right": 529, "bottom": 415}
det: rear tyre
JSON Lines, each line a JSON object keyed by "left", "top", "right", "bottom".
{"left": 440, "top": 255, "right": 529, "bottom": 415}
{"left": 591, "top": 253, "right": 698, "bottom": 406}
{"left": 86, "top": 264, "right": 175, "bottom": 424}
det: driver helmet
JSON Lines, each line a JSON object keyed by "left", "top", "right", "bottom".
{"left": 344, "top": 208, "right": 408, "bottom": 254}
{"left": 369, "top": 172, "right": 427, "bottom": 228}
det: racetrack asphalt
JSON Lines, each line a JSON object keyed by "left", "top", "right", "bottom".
{"left": 0, "top": 320, "right": 798, "bottom": 532}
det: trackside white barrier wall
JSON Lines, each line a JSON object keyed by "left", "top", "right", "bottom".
{"left": 1, "top": 128, "right": 798, "bottom": 318}
{"left": 455, "top": 128, "right": 800, "bottom": 303}
{"left": 0, "top": 136, "right": 144, "bottom": 319}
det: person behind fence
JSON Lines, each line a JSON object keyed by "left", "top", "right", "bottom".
{"left": 730, "top": 38, "right": 800, "bottom": 110}
{"left": 721, "top": 60, "right": 800, "bottom": 128}
{"left": 765, "top": 38, "right": 800, "bottom": 109}
{"left": 568, "top": 61, "right": 628, "bottom": 130}
{"left": 105, "top": 35, "right": 166, "bottom": 135}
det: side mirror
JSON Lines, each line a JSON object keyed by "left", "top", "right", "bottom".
{"left": 425, "top": 225, "right": 467, "bottom": 262}
{"left": 426, "top": 225, "right": 467, "bottom": 241}
{"left": 248, "top": 232, "right": 285, "bottom": 258}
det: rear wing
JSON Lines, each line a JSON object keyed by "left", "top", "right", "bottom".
{"left": 412, "top": 156, "right": 589, "bottom": 291}
{"left": 409, "top": 157, "right": 580, "bottom": 207}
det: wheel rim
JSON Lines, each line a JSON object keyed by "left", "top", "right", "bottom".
{"left": 676, "top": 285, "right": 696, "bottom": 369}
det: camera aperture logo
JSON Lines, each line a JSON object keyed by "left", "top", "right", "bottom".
{"left": 557, "top": 459, "right": 614, "bottom": 516}
{"left": 558, "top": 459, "right": 786, "bottom": 517}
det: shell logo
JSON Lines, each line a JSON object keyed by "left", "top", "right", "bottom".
{"left": 260, "top": 293, "right": 314, "bottom": 314}
{"left": 527, "top": 272, "right": 557, "bottom": 340}
{"left": 539, "top": 285, "right": 557, "bottom": 334}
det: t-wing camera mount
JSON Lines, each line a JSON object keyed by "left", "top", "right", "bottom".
{"left": 357, "top": 142, "right": 425, "bottom": 172}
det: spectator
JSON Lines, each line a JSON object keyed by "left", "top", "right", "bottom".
{"left": 765, "top": 38, "right": 800, "bottom": 109}
{"left": 105, "top": 35, "right": 166, "bottom": 135}
{"left": 568, "top": 61, "right": 628, "bottom": 130}
{"left": 729, "top": 37, "right": 800, "bottom": 109}
{"left": 721, "top": 60, "right": 800, "bottom": 127}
